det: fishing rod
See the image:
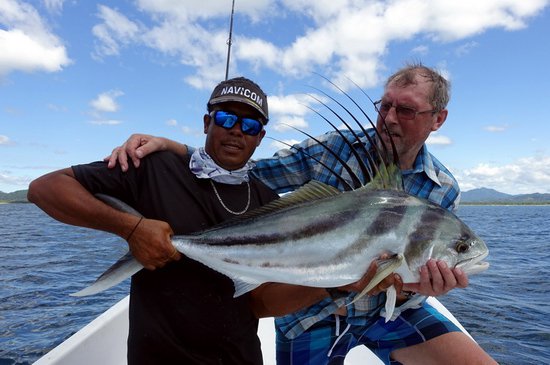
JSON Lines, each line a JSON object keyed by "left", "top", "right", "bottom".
{"left": 224, "top": 0, "right": 236, "bottom": 80}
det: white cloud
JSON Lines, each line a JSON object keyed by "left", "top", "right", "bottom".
{"left": 0, "top": 135, "right": 14, "bottom": 145}
{"left": 0, "top": 171, "right": 32, "bottom": 191}
{"left": 47, "top": 103, "right": 68, "bottom": 112}
{"left": 267, "top": 93, "right": 322, "bottom": 132}
{"left": 43, "top": 0, "right": 65, "bottom": 14}
{"left": 90, "top": 90, "right": 124, "bottom": 113}
{"left": 426, "top": 132, "right": 452, "bottom": 146}
{"left": 455, "top": 41, "right": 479, "bottom": 56}
{"left": 457, "top": 155, "right": 550, "bottom": 194}
{"left": 90, "top": 0, "right": 549, "bottom": 91}
{"left": 412, "top": 45, "right": 429, "bottom": 55}
{"left": 165, "top": 119, "right": 204, "bottom": 137}
{"left": 180, "top": 125, "right": 204, "bottom": 138}
{"left": 272, "top": 116, "right": 309, "bottom": 132}
{"left": 269, "top": 138, "right": 301, "bottom": 151}
{"left": 484, "top": 125, "right": 509, "bottom": 132}
{"left": 136, "top": 0, "right": 273, "bottom": 21}
{"left": 89, "top": 119, "right": 123, "bottom": 125}
{"left": 92, "top": 5, "right": 141, "bottom": 59}
{"left": 88, "top": 90, "right": 124, "bottom": 125}
{"left": 0, "top": 0, "right": 71, "bottom": 76}
{"left": 270, "top": 94, "right": 314, "bottom": 116}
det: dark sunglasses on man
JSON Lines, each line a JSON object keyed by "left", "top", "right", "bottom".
{"left": 210, "top": 110, "right": 264, "bottom": 136}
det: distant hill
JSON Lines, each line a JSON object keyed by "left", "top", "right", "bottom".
{"left": 0, "top": 190, "right": 29, "bottom": 203}
{"left": 461, "top": 187, "right": 550, "bottom": 204}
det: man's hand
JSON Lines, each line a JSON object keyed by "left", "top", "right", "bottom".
{"left": 334, "top": 257, "right": 468, "bottom": 304}
{"left": 402, "top": 259, "right": 469, "bottom": 296}
{"left": 337, "top": 259, "right": 404, "bottom": 296}
{"left": 127, "top": 217, "right": 181, "bottom": 270}
{"left": 104, "top": 134, "right": 164, "bottom": 172}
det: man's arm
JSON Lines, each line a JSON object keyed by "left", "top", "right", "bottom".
{"left": 28, "top": 168, "right": 180, "bottom": 269}
{"left": 104, "top": 134, "right": 187, "bottom": 172}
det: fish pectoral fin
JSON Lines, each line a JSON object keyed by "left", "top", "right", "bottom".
{"left": 383, "top": 285, "right": 397, "bottom": 322}
{"left": 347, "top": 254, "right": 404, "bottom": 306}
{"left": 232, "top": 279, "right": 261, "bottom": 297}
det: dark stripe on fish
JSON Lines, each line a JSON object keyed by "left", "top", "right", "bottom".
{"left": 195, "top": 209, "right": 361, "bottom": 247}
{"left": 405, "top": 206, "right": 446, "bottom": 258}
{"left": 365, "top": 202, "right": 407, "bottom": 236}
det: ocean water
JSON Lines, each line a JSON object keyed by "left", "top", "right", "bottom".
{"left": 1, "top": 203, "right": 549, "bottom": 365}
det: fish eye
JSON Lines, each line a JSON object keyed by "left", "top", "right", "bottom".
{"left": 456, "top": 241, "right": 470, "bottom": 253}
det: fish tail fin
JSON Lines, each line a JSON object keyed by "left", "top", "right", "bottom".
{"left": 71, "top": 194, "right": 144, "bottom": 296}
{"left": 71, "top": 252, "right": 142, "bottom": 296}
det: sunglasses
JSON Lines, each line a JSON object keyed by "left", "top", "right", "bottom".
{"left": 211, "top": 110, "right": 264, "bottom": 136}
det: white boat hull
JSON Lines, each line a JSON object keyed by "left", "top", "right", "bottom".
{"left": 34, "top": 295, "right": 471, "bottom": 365}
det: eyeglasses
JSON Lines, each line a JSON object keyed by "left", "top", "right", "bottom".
{"left": 374, "top": 100, "right": 437, "bottom": 120}
{"left": 211, "top": 110, "right": 264, "bottom": 136}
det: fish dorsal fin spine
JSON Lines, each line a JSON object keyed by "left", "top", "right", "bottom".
{"left": 303, "top": 74, "right": 404, "bottom": 192}
{"left": 237, "top": 180, "right": 341, "bottom": 221}
{"left": 361, "top": 159, "right": 403, "bottom": 191}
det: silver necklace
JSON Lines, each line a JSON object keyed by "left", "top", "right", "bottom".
{"left": 209, "top": 180, "right": 251, "bottom": 215}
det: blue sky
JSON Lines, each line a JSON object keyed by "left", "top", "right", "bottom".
{"left": 1, "top": 0, "right": 550, "bottom": 195}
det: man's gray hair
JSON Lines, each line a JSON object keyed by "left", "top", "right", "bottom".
{"left": 386, "top": 62, "right": 450, "bottom": 112}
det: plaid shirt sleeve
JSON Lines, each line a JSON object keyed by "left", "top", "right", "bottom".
{"left": 251, "top": 130, "right": 361, "bottom": 193}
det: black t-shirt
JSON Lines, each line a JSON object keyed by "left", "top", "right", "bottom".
{"left": 72, "top": 151, "right": 279, "bottom": 365}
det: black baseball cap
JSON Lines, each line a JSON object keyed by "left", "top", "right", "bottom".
{"left": 208, "top": 77, "right": 269, "bottom": 122}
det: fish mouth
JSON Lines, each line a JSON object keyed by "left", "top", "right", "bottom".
{"left": 456, "top": 250, "right": 490, "bottom": 275}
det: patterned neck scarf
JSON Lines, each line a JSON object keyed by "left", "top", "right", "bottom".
{"left": 189, "top": 147, "right": 254, "bottom": 185}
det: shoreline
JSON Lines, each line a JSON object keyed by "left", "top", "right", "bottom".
{"left": 460, "top": 202, "right": 550, "bottom": 206}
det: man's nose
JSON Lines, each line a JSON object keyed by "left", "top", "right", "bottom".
{"left": 228, "top": 121, "right": 244, "bottom": 135}
{"left": 382, "top": 105, "right": 399, "bottom": 124}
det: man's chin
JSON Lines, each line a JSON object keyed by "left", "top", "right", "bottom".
{"left": 219, "top": 155, "right": 250, "bottom": 171}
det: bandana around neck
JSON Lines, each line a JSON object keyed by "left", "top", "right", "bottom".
{"left": 189, "top": 147, "right": 254, "bottom": 185}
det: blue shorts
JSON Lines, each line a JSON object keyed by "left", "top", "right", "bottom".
{"left": 275, "top": 302, "right": 461, "bottom": 365}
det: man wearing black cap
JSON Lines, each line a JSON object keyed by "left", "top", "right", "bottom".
{"left": 28, "top": 77, "right": 282, "bottom": 364}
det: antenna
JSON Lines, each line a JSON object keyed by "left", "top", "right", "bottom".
{"left": 225, "top": 0, "right": 236, "bottom": 80}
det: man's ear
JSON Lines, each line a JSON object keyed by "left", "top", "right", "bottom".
{"left": 203, "top": 114, "right": 211, "bottom": 134}
{"left": 256, "top": 129, "right": 266, "bottom": 146}
{"left": 432, "top": 109, "right": 448, "bottom": 132}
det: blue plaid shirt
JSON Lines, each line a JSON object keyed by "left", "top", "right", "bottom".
{"left": 250, "top": 128, "right": 461, "bottom": 339}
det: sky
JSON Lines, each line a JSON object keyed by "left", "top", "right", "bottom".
{"left": 1, "top": 0, "right": 550, "bottom": 195}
